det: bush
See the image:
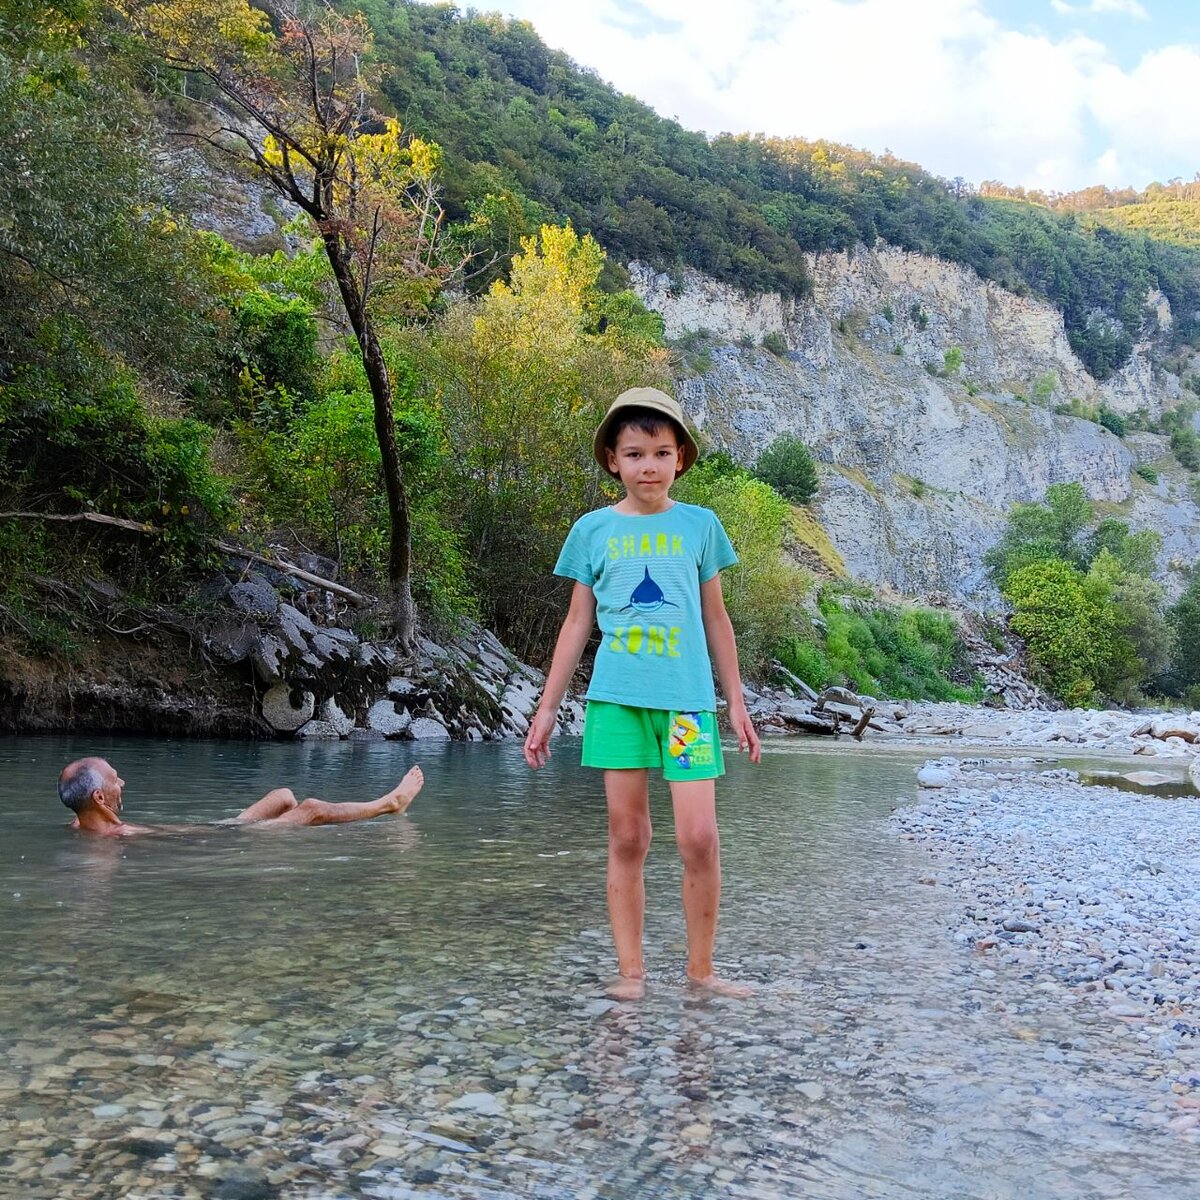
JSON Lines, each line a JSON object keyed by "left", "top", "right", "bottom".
{"left": 752, "top": 434, "right": 819, "bottom": 504}
{"left": 778, "top": 636, "right": 833, "bottom": 690}
{"left": 761, "top": 331, "right": 788, "bottom": 356}
{"left": 1135, "top": 464, "right": 1159, "bottom": 484}
{"left": 943, "top": 346, "right": 963, "bottom": 375}
{"left": 1097, "top": 406, "right": 1127, "bottom": 437}
{"left": 815, "top": 591, "right": 974, "bottom": 700}
{"left": 1170, "top": 427, "right": 1200, "bottom": 470}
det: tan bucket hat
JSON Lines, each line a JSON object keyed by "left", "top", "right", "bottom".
{"left": 593, "top": 387, "right": 700, "bottom": 477}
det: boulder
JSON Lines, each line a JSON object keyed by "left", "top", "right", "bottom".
{"left": 1190, "top": 756, "right": 1200, "bottom": 792}
{"left": 250, "top": 635, "right": 288, "bottom": 683}
{"left": 297, "top": 719, "right": 340, "bottom": 740}
{"left": 1122, "top": 771, "right": 1173, "bottom": 787}
{"left": 262, "top": 684, "right": 315, "bottom": 732}
{"left": 366, "top": 699, "right": 411, "bottom": 738}
{"left": 409, "top": 716, "right": 451, "bottom": 740}
{"left": 916, "top": 765, "right": 955, "bottom": 788}
{"left": 227, "top": 580, "right": 278, "bottom": 617}
{"left": 207, "top": 621, "right": 258, "bottom": 664}
{"left": 1150, "top": 719, "right": 1198, "bottom": 742}
{"left": 319, "top": 697, "right": 356, "bottom": 737}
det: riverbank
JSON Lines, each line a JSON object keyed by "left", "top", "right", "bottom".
{"left": 893, "top": 757, "right": 1200, "bottom": 1138}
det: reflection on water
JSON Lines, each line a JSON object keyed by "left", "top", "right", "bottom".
{"left": 0, "top": 734, "right": 1193, "bottom": 1198}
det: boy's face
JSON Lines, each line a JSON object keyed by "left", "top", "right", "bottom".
{"left": 605, "top": 422, "right": 685, "bottom": 508}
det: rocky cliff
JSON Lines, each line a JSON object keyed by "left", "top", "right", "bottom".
{"left": 631, "top": 247, "right": 1200, "bottom": 602}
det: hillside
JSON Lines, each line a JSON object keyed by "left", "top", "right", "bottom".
{"left": 4, "top": 0, "right": 1200, "bottom": 725}
{"left": 359, "top": 0, "right": 1200, "bottom": 380}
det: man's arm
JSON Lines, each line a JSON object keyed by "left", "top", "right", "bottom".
{"left": 701, "top": 574, "right": 761, "bottom": 762}
{"left": 524, "top": 581, "right": 596, "bottom": 769}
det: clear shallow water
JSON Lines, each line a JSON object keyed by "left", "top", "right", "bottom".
{"left": 0, "top": 735, "right": 1193, "bottom": 1199}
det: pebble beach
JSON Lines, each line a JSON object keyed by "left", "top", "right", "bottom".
{"left": 894, "top": 756, "right": 1200, "bottom": 1141}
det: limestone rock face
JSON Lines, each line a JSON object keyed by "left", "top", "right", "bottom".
{"left": 630, "top": 248, "right": 1200, "bottom": 602}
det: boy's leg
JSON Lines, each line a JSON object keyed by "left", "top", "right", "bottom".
{"left": 604, "top": 768, "right": 652, "bottom": 997}
{"left": 669, "top": 778, "right": 750, "bottom": 997}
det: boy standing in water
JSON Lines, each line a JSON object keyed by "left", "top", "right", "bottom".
{"left": 524, "top": 387, "right": 761, "bottom": 999}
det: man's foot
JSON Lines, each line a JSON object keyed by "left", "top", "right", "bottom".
{"left": 687, "top": 973, "right": 752, "bottom": 998}
{"left": 383, "top": 765, "right": 424, "bottom": 814}
{"left": 606, "top": 972, "right": 646, "bottom": 1001}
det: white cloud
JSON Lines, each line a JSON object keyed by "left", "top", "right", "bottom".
{"left": 1090, "top": 0, "right": 1149, "bottom": 18}
{"left": 1051, "top": 0, "right": 1149, "bottom": 16}
{"left": 494, "top": 0, "right": 1196, "bottom": 191}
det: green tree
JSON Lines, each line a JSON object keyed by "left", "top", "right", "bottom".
{"left": 420, "top": 223, "right": 670, "bottom": 656}
{"left": 1167, "top": 575, "right": 1200, "bottom": 692}
{"left": 752, "top": 435, "right": 819, "bottom": 504}
{"left": 1005, "top": 559, "right": 1107, "bottom": 705}
{"left": 985, "top": 481, "right": 1094, "bottom": 586}
{"left": 123, "top": 0, "right": 455, "bottom": 644}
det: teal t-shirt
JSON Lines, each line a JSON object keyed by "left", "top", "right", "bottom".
{"left": 554, "top": 502, "right": 738, "bottom": 712}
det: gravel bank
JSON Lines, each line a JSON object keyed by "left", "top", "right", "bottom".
{"left": 893, "top": 757, "right": 1200, "bottom": 1138}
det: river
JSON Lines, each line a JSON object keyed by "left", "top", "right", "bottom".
{"left": 0, "top": 734, "right": 1192, "bottom": 1198}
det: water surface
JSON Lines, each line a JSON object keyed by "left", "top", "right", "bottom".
{"left": 0, "top": 735, "right": 1192, "bottom": 1198}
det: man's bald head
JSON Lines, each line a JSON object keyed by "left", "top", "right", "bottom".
{"left": 59, "top": 757, "right": 115, "bottom": 813}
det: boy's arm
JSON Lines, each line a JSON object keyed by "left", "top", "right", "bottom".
{"left": 523, "top": 581, "right": 596, "bottom": 769}
{"left": 700, "top": 575, "right": 762, "bottom": 763}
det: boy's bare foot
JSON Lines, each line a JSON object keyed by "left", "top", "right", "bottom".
{"left": 606, "top": 972, "right": 646, "bottom": 1001}
{"left": 687, "top": 973, "right": 752, "bottom": 998}
{"left": 383, "top": 765, "right": 424, "bottom": 814}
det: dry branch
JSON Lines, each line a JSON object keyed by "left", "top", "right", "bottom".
{"left": 0, "top": 511, "right": 371, "bottom": 606}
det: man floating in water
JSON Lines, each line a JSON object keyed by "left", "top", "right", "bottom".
{"left": 58, "top": 757, "right": 423, "bottom": 836}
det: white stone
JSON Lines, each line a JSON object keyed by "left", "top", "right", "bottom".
{"left": 917, "top": 766, "right": 954, "bottom": 788}
{"left": 408, "top": 716, "right": 451, "bottom": 740}
{"left": 446, "top": 1091, "right": 505, "bottom": 1116}
{"left": 319, "top": 697, "right": 356, "bottom": 737}
{"left": 366, "top": 699, "right": 411, "bottom": 737}
{"left": 261, "top": 684, "right": 315, "bottom": 732}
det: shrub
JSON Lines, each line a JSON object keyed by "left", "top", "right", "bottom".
{"left": 815, "top": 591, "right": 974, "bottom": 700}
{"left": 778, "top": 637, "right": 833, "bottom": 691}
{"left": 1032, "top": 373, "right": 1058, "bottom": 406}
{"left": 1135, "top": 464, "right": 1159, "bottom": 484}
{"left": 909, "top": 303, "right": 928, "bottom": 330}
{"left": 1170, "top": 426, "right": 1200, "bottom": 470}
{"left": 1097, "top": 406, "right": 1127, "bottom": 437}
{"left": 752, "top": 434, "right": 819, "bottom": 504}
{"left": 761, "top": 331, "right": 788, "bottom": 356}
{"left": 943, "top": 346, "right": 963, "bottom": 375}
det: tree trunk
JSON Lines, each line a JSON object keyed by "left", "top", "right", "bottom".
{"left": 322, "top": 233, "right": 416, "bottom": 647}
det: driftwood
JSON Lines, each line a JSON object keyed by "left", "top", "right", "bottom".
{"left": 850, "top": 706, "right": 875, "bottom": 741}
{"left": 0, "top": 510, "right": 370, "bottom": 607}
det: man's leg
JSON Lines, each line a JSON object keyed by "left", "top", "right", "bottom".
{"left": 231, "top": 788, "right": 297, "bottom": 824}
{"left": 604, "top": 768, "right": 652, "bottom": 999}
{"left": 257, "top": 766, "right": 423, "bottom": 827}
{"left": 669, "top": 779, "right": 749, "bottom": 997}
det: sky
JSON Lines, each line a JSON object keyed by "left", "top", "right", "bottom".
{"left": 488, "top": 0, "right": 1200, "bottom": 194}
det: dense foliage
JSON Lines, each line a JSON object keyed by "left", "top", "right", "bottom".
{"left": 987, "top": 483, "right": 1180, "bottom": 705}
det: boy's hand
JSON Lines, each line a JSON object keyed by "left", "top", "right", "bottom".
{"left": 728, "top": 702, "right": 762, "bottom": 764}
{"left": 523, "top": 707, "right": 557, "bottom": 770}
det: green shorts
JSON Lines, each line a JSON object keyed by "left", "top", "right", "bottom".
{"left": 581, "top": 701, "right": 725, "bottom": 781}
